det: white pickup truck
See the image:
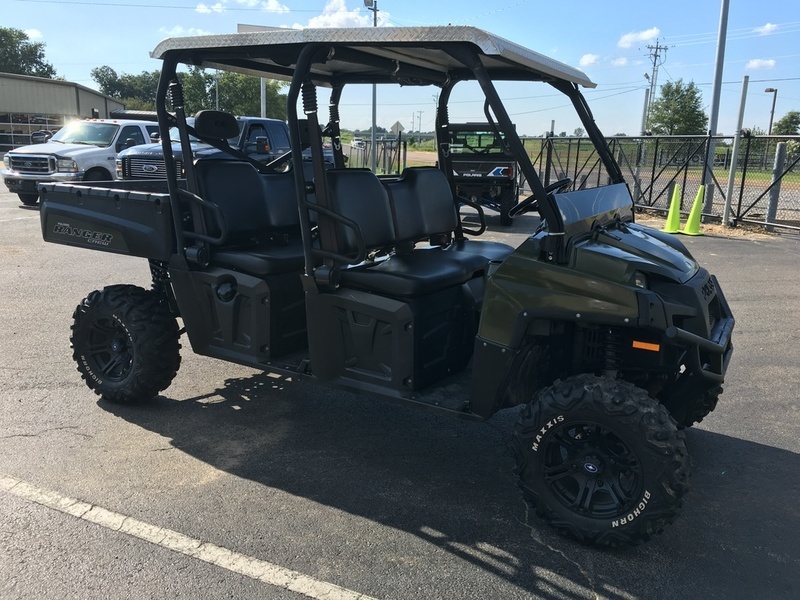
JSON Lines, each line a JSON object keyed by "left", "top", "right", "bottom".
{"left": 2, "top": 118, "right": 159, "bottom": 205}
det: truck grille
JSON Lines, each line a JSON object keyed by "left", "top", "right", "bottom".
{"left": 122, "top": 157, "right": 182, "bottom": 179}
{"left": 9, "top": 154, "right": 55, "bottom": 175}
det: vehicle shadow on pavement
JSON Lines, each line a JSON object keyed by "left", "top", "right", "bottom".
{"left": 100, "top": 372, "right": 800, "bottom": 600}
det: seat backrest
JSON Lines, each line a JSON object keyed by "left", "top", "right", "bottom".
{"left": 386, "top": 167, "right": 458, "bottom": 245}
{"left": 260, "top": 170, "right": 300, "bottom": 230}
{"left": 324, "top": 169, "right": 396, "bottom": 258}
{"left": 194, "top": 159, "right": 270, "bottom": 241}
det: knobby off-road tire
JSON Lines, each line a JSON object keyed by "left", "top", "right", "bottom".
{"left": 71, "top": 285, "right": 181, "bottom": 403}
{"left": 499, "top": 188, "right": 517, "bottom": 226}
{"left": 513, "top": 374, "right": 690, "bottom": 547}
{"left": 669, "top": 384, "right": 723, "bottom": 429}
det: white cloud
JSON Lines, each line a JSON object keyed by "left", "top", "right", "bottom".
{"left": 24, "top": 28, "right": 43, "bottom": 40}
{"left": 617, "top": 27, "right": 660, "bottom": 49}
{"left": 579, "top": 54, "right": 599, "bottom": 67}
{"left": 754, "top": 23, "right": 778, "bottom": 35}
{"left": 196, "top": 2, "right": 225, "bottom": 13}
{"left": 262, "top": 0, "right": 289, "bottom": 13}
{"left": 746, "top": 58, "right": 776, "bottom": 70}
{"left": 161, "top": 25, "right": 214, "bottom": 36}
{"left": 293, "top": 0, "right": 387, "bottom": 29}
{"left": 612, "top": 57, "right": 628, "bottom": 67}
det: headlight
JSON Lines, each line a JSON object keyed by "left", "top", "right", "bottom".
{"left": 115, "top": 159, "right": 123, "bottom": 179}
{"left": 57, "top": 159, "right": 78, "bottom": 173}
{"left": 632, "top": 271, "right": 649, "bottom": 289}
{"left": 2, "top": 154, "right": 10, "bottom": 169}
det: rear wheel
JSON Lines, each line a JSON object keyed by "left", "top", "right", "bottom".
{"left": 513, "top": 374, "right": 690, "bottom": 547}
{"left": 71, "top": 285, "right": 181, "bottom": 403}
{"left": 18, "top": 193, "right": 38, "bottom": 206}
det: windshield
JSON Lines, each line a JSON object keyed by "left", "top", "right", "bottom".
{"left": 169, "top": 119, "right": 243, "bottom": 145}
{"left": 51, "top": 122, "right": 119, "bottom": 147}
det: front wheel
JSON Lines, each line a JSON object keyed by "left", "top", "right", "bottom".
{"left": 513, "top": 374, "right": 690, "bottom": 547}
{"left": 71, "top": 285, "right": 181, "bottom": 403}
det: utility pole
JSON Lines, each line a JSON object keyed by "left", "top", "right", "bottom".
{"left": 416, "top": 110, "right": 423, "bottom": 139}
{"left": 364, "top": 0, "right": 379, "bottom": 171}
{"left": 643, "top": 39, "right": 668, "bottom": 132}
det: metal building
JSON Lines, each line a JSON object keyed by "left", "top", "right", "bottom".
{"left": 0, "top": 72, "right": 124, "bottom": 150}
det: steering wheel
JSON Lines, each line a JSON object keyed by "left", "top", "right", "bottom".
{"left": 508, "top": 177, "right": 573, "bottom": 219}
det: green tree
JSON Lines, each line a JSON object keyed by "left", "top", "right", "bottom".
{"left": 0, "top": 27, "right": 57, "bottom": 78}
{"left": 772, "top": 111, "right": 800, "bottom": 135}
{"left": 90, "top": 65, "right": 287, "bottom": 119}
{"left": 648, "top": 79, "right": 708, "bottom": 135}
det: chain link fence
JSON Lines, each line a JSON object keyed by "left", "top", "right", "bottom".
{"left": 521, "top": 134, "right": 800, "bottom": 232}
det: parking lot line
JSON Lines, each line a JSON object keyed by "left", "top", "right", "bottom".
{"left": 0, "top": 473, "right": 377, "bottom": 600}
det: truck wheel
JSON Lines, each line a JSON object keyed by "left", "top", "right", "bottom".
{"left": 18, "top": 193, "right": 39, "bottom": 206}
{"left": 84, "top": 169, "right": 111, "bottom": 182}
{"left": 512, "top": 374, "right": 690, "bottom": 547}
{"left": 71, "top": 285, "right": 181, "bottom": 403}
{"left": 499, "top": 189, "right": 517, "bottom": 226}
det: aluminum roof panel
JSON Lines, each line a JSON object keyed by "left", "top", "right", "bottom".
{"left": 150, "top": 26, "right": 595, "bottom": 88}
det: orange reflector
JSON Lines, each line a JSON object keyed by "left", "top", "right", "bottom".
{"left": 632, "top": 340, "right": 661, "bottom": 352}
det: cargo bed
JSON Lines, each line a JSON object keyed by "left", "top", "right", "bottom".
{"left": 39, "top": 181, "right": 177, "bottom": 261}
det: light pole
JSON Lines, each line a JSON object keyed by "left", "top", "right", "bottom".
{"left": 765, "top": 87, "right": 778, "bottom": 135}
{"left": 364, "top": 0, "right": 378, "bottom": 171}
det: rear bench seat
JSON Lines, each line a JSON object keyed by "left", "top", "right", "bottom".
{"left": 384, "top": 167, "right": 514, "bottom": 263}
{"left": 194, "top": 158, "right": 306, "bottom": 276}
{"left": 323, "top": 169, "right": 487, "bottom": 297}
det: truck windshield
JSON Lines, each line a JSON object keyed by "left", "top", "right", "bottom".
{"left": 51, "top": 122, "right": 119, "bottom": 147}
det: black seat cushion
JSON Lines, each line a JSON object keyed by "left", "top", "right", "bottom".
{"left": 446, "top": 238, "right": 514, "bottom": 262}
{"left": 212, "top": 242, "right": 305, "bottom": 276}
{"left": 339, "top": 251, "right": 486, "bottom": 297}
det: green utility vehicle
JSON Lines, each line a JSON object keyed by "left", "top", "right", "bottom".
{"left": 39, "top": 27, "right": 734, "bottom": 547}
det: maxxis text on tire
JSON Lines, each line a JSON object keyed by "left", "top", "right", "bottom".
{"left": 71, "top": 284, "right": 181, "bottom": 403}
{"left": 513, "top": 373, "right": 690, "bottom": 547}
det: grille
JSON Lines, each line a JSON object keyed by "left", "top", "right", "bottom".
{"left": 123, "top": 157, "right": 182, "bottom": 179}
{"left": 9, "top": 154, "right": 55, "bottom": 174}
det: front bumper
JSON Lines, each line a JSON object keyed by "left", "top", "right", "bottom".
{"left": 660, "top": 274, "right": 735, "bottom": 383}
{"left": 2, "top": 170, "right": 85, "bottom": 194}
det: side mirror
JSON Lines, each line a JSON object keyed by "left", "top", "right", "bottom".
{"left": 150, "top": 132, "right": 161, "bottom": 143}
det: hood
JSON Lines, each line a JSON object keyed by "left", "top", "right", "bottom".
{"left": 118, "top": 142, "right": 218, "bottom": 160}
{"left": 9, "top": 141, "right": 105, "bottom": 158}
{"left": 573, "top": 221, "right": 699, "bottom": 284}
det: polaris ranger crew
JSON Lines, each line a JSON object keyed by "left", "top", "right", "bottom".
{"left": 39, "top": 27, "right": 734, "bottom": 547}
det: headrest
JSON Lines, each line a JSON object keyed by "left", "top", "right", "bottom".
{"left": 193, "top": 110, "right": 239, "bottom": 140}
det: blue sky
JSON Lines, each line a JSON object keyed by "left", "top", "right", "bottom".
{"left": 6, "top": 0, "right": 799, "bottom": 136}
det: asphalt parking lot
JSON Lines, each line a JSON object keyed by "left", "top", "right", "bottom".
{"left": 1, "top": 187, "right": 799, "bottom": 599}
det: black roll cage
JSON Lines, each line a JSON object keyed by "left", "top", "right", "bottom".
{"left": 153, "top": 36, "right": 626, "bottom": 269}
